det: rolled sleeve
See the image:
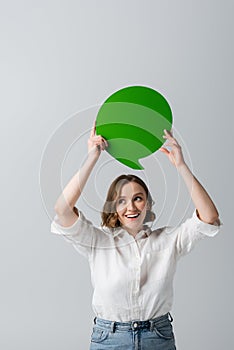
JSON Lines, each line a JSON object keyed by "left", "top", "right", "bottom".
{"left": 51, "top": 210, "right": 98, "bottom": 259}
{"left": 175, "top": 209, "right": 223, "bottom": 258}
{"left": 191, "top": 209, "right": 223, "bottom": 237}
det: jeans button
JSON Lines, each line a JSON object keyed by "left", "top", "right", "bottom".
{"left": 133, "top": 322, "right": 138, "bottom": 328}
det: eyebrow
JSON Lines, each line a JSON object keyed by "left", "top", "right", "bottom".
{"left": 118, "top": 192, "right": 145, "bottom": 198}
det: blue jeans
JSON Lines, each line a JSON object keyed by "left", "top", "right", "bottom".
{"left": 89, "top": 312, "right": 176, "bottom": 350}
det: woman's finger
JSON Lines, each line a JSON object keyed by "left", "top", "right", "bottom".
{"left": 103, "top": 138, "right": 108, "bottom": 148}
{"left": 101, "top": 138, "right": 108, "bottom": 149}
{"left": 159, "top": 147, "right": 169, "bottom": 155}
{"left": 92, "top": 135, "right": 102, "bottom": 142}
{"left": 164, "top": 139, "right": 179, "bottom": 147}
{"left": 90, "top": 121, "right": 96, "bottom": 138}
{"left": 103, "top": 139, "right": 108, "bottom": 147}
{"left": 163, "top": 129, "right": 178, "bottom": 142}
{"left": 163, "top": 133, "right": 180, "bottom": 146}
{"left": 100, "top": 140, "right": 106, "bottom": 151}
{"left": 96, "top": 136, "right": 108, "bottom": 147}
{"left": 164, "top": 129, "right": 174, "bottom": 137}
{"left": 94, "top": 138, "right": 108, "bottom": 150}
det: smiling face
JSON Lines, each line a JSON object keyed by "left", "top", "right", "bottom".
{"left": 116, "top": 181, "right": 148, "bottom": 236}
{"left": 101, "top": 174, "right": 155, "bottom": 230}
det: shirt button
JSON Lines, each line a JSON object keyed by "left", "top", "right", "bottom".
{"left": 133, "top": 322, "right": 138, "bottom": 328}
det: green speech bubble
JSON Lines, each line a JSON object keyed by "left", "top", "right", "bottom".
{"left": 96, "top": 86, "right": 173, "bottom": 170}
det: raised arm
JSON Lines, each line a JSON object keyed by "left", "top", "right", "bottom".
{"left": 160, "top": 129, "right": 220, "bottom": 225}
{"left": 54, "top": 122, "right": 108, "bottom": 227}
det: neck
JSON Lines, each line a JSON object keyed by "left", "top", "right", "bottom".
{"left": 123, "top": 225, "right": 143, "bottom": 237}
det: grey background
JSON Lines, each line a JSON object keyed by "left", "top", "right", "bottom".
{"left": 1, "top": 0, "right": 233, "bottom": 349}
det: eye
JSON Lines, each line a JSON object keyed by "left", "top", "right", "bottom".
{"left": 117, "top": 198, "right": 126, "bottom": 205}
{"left": 134, "top": 196, "right": 143, "bottom": 202}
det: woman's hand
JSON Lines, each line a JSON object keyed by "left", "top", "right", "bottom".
{"left": 88, "top": 121, "right": 108, "bottom": 159}
{"left": 159, "top": 129, "right": 185, "bottom": 168}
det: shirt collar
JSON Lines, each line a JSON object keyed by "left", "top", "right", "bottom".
{"left": 110, "top": 225, "right": 152, "bottom": 238}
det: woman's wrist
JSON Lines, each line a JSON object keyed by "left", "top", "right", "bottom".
{"left": 176, "top": 162, "right": 189, "bottom": 173}
{"left": 87, "top": 148, "right": 101, "bottom": 163}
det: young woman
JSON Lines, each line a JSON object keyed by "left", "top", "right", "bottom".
{"left": 51, "top": 123, "right": 221, "bottom": 350}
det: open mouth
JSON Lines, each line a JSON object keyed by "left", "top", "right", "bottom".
{"left": 125, "top": 213, "right": 140, "bottom": 219}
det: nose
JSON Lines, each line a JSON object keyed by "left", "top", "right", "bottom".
{"left": 127, "top": 199, "right": 136, "bottom": 211}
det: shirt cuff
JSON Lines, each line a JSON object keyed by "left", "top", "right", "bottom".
{"left": 192, "top": 209, "right": 223, "bottom": 237}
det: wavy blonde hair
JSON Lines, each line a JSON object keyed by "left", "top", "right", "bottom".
{"left": 101, "top": 174, "right": 155, "bottom": 228}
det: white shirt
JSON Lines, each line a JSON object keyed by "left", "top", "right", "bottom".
{"left": 51, "top": 209, "right": 222, "bottom": 322}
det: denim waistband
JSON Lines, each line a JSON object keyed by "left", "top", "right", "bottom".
{"left": 93, "top": 312, "right": 173, "bottom": 333}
